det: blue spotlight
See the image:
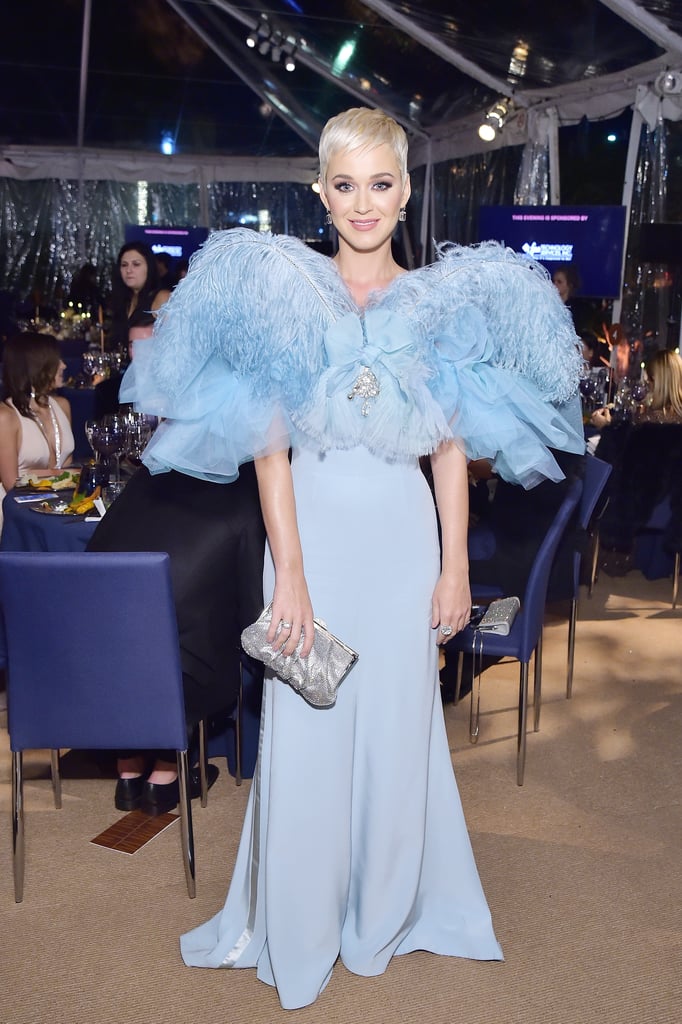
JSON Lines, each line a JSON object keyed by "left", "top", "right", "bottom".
{"left": 161, "top": 131, "right": 176, "bottom": 156}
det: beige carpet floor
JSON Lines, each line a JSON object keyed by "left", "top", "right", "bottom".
{"left": 0, "top": 570, "right": 680, "bottom": 1024}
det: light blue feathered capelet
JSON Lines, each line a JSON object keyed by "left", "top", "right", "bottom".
{"left": 121, "top": 228, "right": 585, "bottom": 487}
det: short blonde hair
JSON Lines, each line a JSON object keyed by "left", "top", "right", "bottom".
{"left": 318, "top": 107, "right": 408, "bottom": 184}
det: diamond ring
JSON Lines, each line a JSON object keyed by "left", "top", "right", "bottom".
{"left": 280, "top": 620, "right": 292, "bottom": 630}
{"left": 440, "top": 624, "right": 453, "bottom": 637}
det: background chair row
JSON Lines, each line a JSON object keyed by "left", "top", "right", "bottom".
{"left": 448, "top": 456, "right": 612, "bottom": 785}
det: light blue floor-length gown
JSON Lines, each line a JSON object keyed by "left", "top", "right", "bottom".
{"left": 180, "top": 445, "right": 503, "bottom": 1009}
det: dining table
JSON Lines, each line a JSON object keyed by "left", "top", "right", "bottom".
{"left": 1, "top": 489, "right": 99, "bottom": 553}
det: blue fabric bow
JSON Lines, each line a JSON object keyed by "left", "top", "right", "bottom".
{"left": 322, "top": 309, "right": 421, "bottom": 401}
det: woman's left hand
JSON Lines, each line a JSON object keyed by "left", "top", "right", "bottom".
{"left": 432, "top": 569, "right": 471, "bottom": 644}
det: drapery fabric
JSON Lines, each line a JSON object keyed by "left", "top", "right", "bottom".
{"left": 2, "top": 121, "right": 682, "bottom": 318}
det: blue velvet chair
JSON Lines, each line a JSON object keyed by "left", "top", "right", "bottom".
{"left": 0, "top": 551, "right": 200, "bottom": 902}
{"left": 447, "top": 477, "right": 582, "bottom": 785}
{"left": 566, "top": 456, "right": 612, "bottom": 697}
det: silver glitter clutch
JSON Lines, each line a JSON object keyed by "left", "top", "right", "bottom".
{"left": 241, "top": 604, "right": 359, "bottom": 708}
{"left": 476, "top": 596, "right": 521, "bottom": 635}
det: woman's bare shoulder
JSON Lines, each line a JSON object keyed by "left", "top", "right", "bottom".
{"left": 0, "top": 400, "right": 17, "bottom": 423}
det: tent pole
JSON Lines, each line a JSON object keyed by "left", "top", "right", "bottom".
{"left": 612, "top": 107, "right": 643, "bottom": 325}
{"left": 76, "top": 0, "right": 92, "bottom": 264}
{"left": 548, "top": 108, "right": 560, "bottom": 205}
{"left": 419, "top": 143, "right": 432, "bottom": 267}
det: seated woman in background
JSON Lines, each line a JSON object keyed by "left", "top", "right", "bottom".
{"left": 591, "top": 348, "right": 682, "bottom": 431}
{"left": 0, "top": 332, "right": 74, "bottom": 526}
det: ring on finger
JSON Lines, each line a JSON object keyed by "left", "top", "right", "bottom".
{"left": 280, "top": 620, "right": 292, "bottom": 630}
{"left": 440, "top": 624, "right": 453, "bottom": 637}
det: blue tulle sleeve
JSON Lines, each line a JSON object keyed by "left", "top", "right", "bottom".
{"left": 381, "top": 241, "right": 586, "bottom": 486}
{"left": 120, "top": 228, "right": 353, "bottom": 481}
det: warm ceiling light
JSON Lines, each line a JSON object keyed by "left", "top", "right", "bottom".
{"left": 478, "top": 97, "right": 512, "bottom": 142}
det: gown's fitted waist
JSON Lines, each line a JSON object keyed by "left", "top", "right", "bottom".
{"left": 291, "top": 443, "right": 421, "bottom": 480}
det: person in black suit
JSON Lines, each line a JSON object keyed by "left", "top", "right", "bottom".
{"left": 87, "top": 461, "right": 266, "bottom": 814}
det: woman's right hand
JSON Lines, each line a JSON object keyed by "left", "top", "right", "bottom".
{"left": 268, "top": 573, "right": 315, "bottom": 658}
{"left": 590, "top": 406, "right": 612, "bottom": 430}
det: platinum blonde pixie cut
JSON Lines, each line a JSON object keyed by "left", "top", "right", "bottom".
{"left": 318, "top": 107, "right": 408, "bottom": 184}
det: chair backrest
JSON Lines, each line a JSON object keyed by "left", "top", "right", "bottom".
{"left": 516, "top": 476, "right": 583, "bottom": 660}
{"left": 579, "top": 456, "right": 612, "bottom": 531}
{"left": 0, "top": 551, "right": 188, "bottom": 753}
{"left": 571, "top": 455, "right": 612, "bottom": 595}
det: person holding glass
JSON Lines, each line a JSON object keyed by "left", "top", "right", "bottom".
{"left": 0, "top": 331, "right": 74, "bottom": 531}
{"left": 122, "top": 108, "right": 584, "bottom": 1009}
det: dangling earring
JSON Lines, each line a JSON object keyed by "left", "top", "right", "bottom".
{"left": 325, "top": 210, "right": 333, "bottom": 226}
{"left": 398, "top": 208, "right": 407, "bottom": 222}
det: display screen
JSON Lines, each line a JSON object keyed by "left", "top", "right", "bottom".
{"left": 124, "top": 225, "right": 209, "bottom": 262}
{"left": 478, "top": 205, "right": 627, "bottom": 298}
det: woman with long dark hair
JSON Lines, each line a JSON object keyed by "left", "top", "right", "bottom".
{"left": 0, "top": 331, "right": 74, "bottom": 528}
{"left": 109, "top": 242, "right": 171, "bottom": 350}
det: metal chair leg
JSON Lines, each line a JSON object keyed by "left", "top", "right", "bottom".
{"left": 673, "top": 551, "right": 680, "bottom": 609}
{"left": 567, "top": 596, "right": 577, "bottom": 698}
{"left": 533, "top": 632, "right": 543, "bottom": 732}
{"left": 50, "top": 749, "right": 62, "bottom": 809}
{"left": 469, "top": 656, "right": 481, "bottom": 744}
{"left": 453, "top": 650, "right": 464, "bottom": 705}
{"left": 589, "top": 530, "right": 601, "bottom": 597}
{"left": 234, "top": 671, "right": 243, "bottom": 787}
{"left": 12, "top": 751, "right": 25, "bottom": 903}
{"left": 517, "top": 661, "right": 529, "bottom": 786}
{"left": 176, "top": 750, "right": 196, "bottom": 899}
{"left": 198, "top": 719, "right": 208, "bottom": 807}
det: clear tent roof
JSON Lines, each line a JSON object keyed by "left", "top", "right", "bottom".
{"left": 2, "top": 0, "right": 682, "bottom": 161}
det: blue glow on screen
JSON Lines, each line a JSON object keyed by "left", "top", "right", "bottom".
{"left": 478, "top": 205, "right": 627, "bottom": 298}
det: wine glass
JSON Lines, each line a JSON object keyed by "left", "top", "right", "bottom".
{"left": 126, "top": 417, "right": 153, "bottom": 463}
{"left": 84, "top": 419, "right": 99, "bottom": 460}
{"left": 82, "top": 352, "right": 98, "bottom": 385}
{"left": 91, "top": 420, "right": 126, "bottom": 483}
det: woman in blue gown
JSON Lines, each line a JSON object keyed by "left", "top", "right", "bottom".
{"left": 122, "top": 108, "right": 585, "bottom": 1010}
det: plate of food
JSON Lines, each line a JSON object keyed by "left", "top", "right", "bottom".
{"left": 31, "top": 487, "right": 102, "bottom": 517}
{"left": 16, "top": 469, "right": 81, "bottom": 492}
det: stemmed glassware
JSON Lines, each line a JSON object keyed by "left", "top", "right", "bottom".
{"left": 91, "top": 418, "right": 126, "bottom": 482}
{"left": 126, "top": 415, "right": 154, "bottom": 463}
{"left": 84, "top": 419, "right": 99, "bottom": 460}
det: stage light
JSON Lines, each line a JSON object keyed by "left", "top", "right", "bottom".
{"left": 283, "top": 38, "right": 297, "bottom": 72}
{"left": 249, "top": 14, "right": 271, "bottom": 55}
{"left": 478, "top": 97, "right": 512, "bottom": 142}
{"left": 270, "top": 31, "right": 283, "bottom": 63}
{"left": 160, "top": 131, "right": 175, "bottom": 156}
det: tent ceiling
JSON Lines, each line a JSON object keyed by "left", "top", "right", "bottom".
{"left": 2, "top": 0, "right": 682, "bottom": 176}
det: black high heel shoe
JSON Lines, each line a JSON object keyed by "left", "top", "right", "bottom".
{"left": 114, "top": 774, "right": 148, "bottom": 811}
{"left": 140, "top": 763, "right": 219, "bottom": 817}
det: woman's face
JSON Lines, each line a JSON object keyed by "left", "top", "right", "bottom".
{"left": 320, "top": 142, "right": 410, "bottom": 254}
{"left": 50, "top": 358, "right": 66, "bottom": 391}
{"left": 119, "top": 249, "right": 149, "bottom": 294}
{"left": 552, "top": 271, "right": 571, "bottom": 303}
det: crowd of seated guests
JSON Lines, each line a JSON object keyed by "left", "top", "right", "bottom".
{"left": 590, "top": 348, "right": 682, "bottom": 562}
